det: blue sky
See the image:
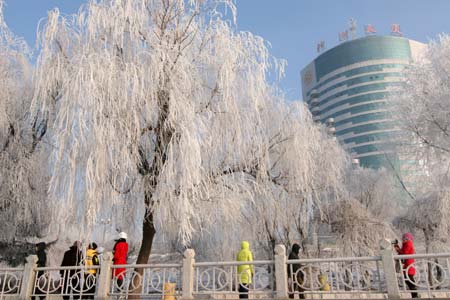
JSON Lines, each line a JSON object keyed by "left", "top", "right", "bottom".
{"left": 3, "top": 0, "right": 450, "bottom": 100}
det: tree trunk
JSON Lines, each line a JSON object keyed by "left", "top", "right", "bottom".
{"left": 136, "top": 208, "right": 156, "bottom": 264}
{"left": 130, "top": 88, "right": 172, "bottom": 298}
{"left": 424, "top": 229, "right": 430, "bottom": 254}
{"left": 134, "top": 88, "right": 171, "bottom": 259}
{"left": 129, "top": 208, "right": 156, "bottom": 299}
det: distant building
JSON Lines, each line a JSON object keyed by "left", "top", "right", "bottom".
{"left": 301, "top": 35, "right": 425, "bottom": 169}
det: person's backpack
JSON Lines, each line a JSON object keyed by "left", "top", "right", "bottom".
{"left": 93, "top": 254, "right": 100, "bottom": 266}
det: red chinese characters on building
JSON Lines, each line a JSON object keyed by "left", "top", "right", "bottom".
{"left": 391, "top": 24, "right": 402, "bottom": 36}
{"left": 317, "top": 41, "right": 325, "bottom": 53}
{"left": 338, "top": 31, "right": 349, "bottom": 42}
{"left": 365, "top": 24, "right": 377, "bottom": 35}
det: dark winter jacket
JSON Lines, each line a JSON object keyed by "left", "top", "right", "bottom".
{"left": 60, "top": 245, "right": 83, "bottom": 277}
{"left": 36, "top": 242, "right": 47, "bottom": 268}
{"left": 35, "top": 242, "right": 47, "bottom": 277}
{"left": 287, "top": 244, "right": 303, "bottom": 280}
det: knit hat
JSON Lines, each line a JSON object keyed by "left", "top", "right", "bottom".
{"left": 402, "top": 232, "right": 414, "bottom": 242}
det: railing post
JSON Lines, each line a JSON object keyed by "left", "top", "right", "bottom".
{"left": 19, "top": 254, "right": 38, "bottom": 299}
{"left": 380, "top": 239, "right": 400, "bottom": 300}
{"left": 274, "top": 244, "right": 288, "bottom": 299}
{"left": 96, "top": 252, "right": 113, "bottom": 300}
{"left": 181, "top": 249, "right": 195, "bottom": 300}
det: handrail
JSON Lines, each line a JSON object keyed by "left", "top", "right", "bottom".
{"left": 287, "top": 256, "right": 382, "bottom": 264}
{"left": 35, "top": 266, "right": 100, "bottom": 271}
{"left": 110, "top": 263, "right": 182, "bottom": 268}
{"left": 194, "top": 260, "right": 273, "bottom": 267}
{"left": 5, "top": 250, "right": 450, "bottom": 298}
{"left": 393, "top": 253, "right": 450, "bottom": 259}
{"left": 0, "top": 267, "right": 24, "bottom": 271}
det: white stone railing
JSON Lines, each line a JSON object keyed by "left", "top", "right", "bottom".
{"left": 0, "top": 267, "right": 23, "bottom": 297}
{"left": 193, "top": 260, "right": 275, "bottom": 297}
{"left": 109, "top": 263, "right": 182, "bottom": 298}
{"left": 3, "top": 243, "right": 450, "bottom": 299}
{"left": 394, "top": 253, "right": 450, "bottom": 299}
{"left": 287, "top": 256, "right": 384, "bottom": 297}
{"left": 32, "top": 265, "right": 100, "bottom": 298}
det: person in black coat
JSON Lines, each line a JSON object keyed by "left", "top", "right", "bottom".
{"left": 32, "top": 242, "right": 47, "bottom": 300}
{"left": 287, "top": 244, "right": 305, "bottom": 299}
{"left": 60, "top": 241, "right": 83, "bottom": 300}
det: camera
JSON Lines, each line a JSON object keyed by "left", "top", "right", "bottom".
{"left": 391, "top": 239, "right": 399, "bottom": 245}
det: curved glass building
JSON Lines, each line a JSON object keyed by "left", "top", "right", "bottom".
{"left": 301, "top": 35, "right": 425, "bottom": 169}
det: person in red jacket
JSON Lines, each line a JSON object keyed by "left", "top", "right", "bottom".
{"left": 395, "top": 232, "right": 417, "bottom": 298}
{"left": 113, "top": 232, "right": 129, "bottom": 289}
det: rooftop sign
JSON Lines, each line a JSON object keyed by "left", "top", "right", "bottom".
{"left": 317, "top": 20, "right": 406, "bottom": 53}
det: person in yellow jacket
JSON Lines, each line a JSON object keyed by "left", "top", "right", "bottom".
{"left": 83, "top": 243, "right": 100, "bottom": 299}
{"left": 318, "top": 274, "right": 330, "bottom": 291}
{"left": 236, "top": 241, "right": 254, "bottom": 299}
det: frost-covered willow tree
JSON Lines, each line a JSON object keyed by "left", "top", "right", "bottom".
{"left": 0, "top": 0, "right": 50, "bottom": 244}
{"left": 392, "top": 34, "right": 450, "bottom": 190}
{"left": 243, "top": 102, "right": 347, "bottom": 258}
{"left": 326, "top": 198, "right": 395, "bottom": 256}
{"left": 162, "top": 101, "right": 348, "bottom": 260}
{"left": 32, "top": 0, "right": 343, "bottom": 263}
{"left": 31, "top": 0, "right": 349, "bottom": 263}
{"left": 402, "top": 190, "right": 450, "bottom": 253}
{"left": 346, "top": 167, "right": 403, "bottom": 222}
{"left": 320, "top": 166, "right": 403, "bottom": 256}
{"left": 391, "top": 35, "right": 450, "bottom": 250}
{"left": 246, "top": 104, "right": 347, "bottom": 257}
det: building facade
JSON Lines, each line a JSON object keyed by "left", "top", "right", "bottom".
{"left": 301, "top": 35, "right": 425, "bottom": 169}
